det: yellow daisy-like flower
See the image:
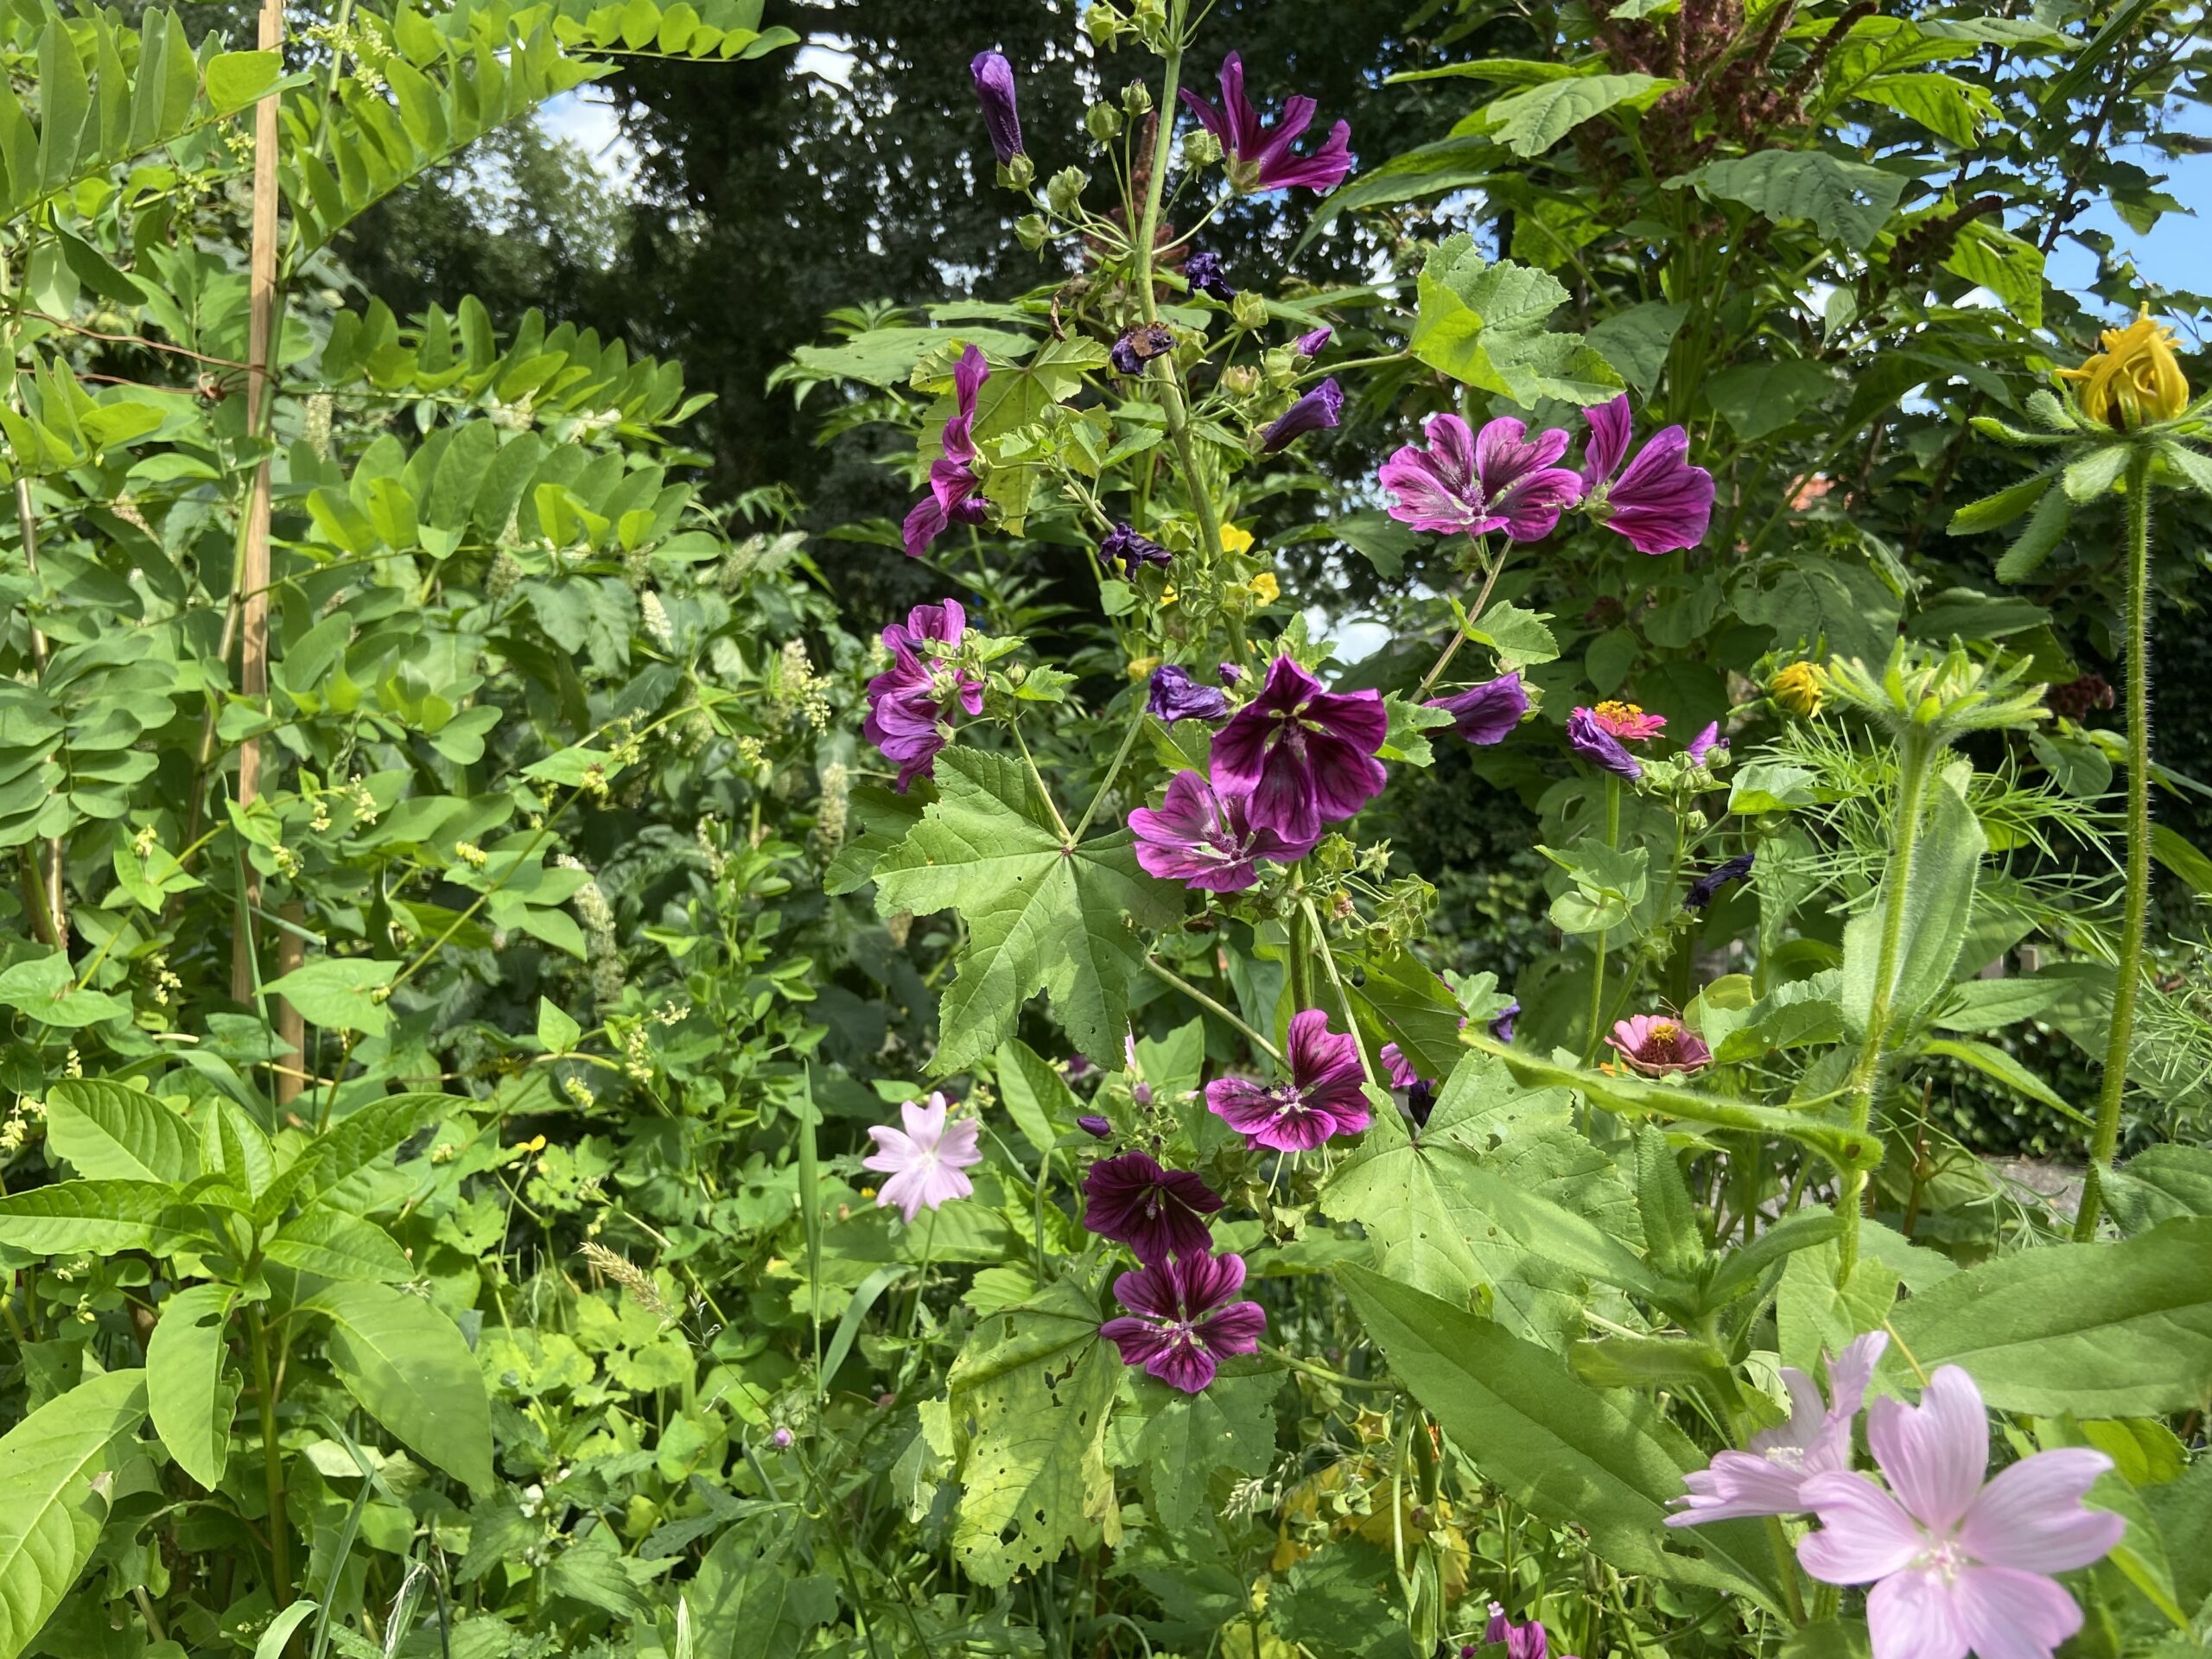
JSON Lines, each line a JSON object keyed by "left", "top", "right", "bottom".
{"left": 2056, "top": 308, "right": 2190, "bottom": 430}
{"left": 1770, "top": 661, "right": 1827, "bottom": 716}
{"left": 1217, "top": 523, "right": 1255, "bottom": 555}
{"left": 1127, "top": 654, "right": 1162, "bottom": 681}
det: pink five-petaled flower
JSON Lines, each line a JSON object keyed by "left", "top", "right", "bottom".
{"left": 1605, "top": 1014, "right": 1713, "bottom": 1077}
{"left": 1796, "top": 1365, "right": 2125, "bottom": 1659}
{"left": 901, "top": 345, "right": 991, "bottom": 558}
{"left": 1099, "top": 1249, "right": 1268, "bottom": 1394}
{"left": 1209, "top": 655, "right": 1388, "bottom": 847}
{"left": 1179, "top": 53, "right": 1352, "bottom": 195}
{"left": 1080, "top": 1150, "right": 1224, "bottom": 1264}
{"left": 1580, "top": 393, "right": 1715, "bottom": 556}
{"left": 1378, "top": 412, "right": 1585, "bottom": 543}
{"left": 1205, "top": 1008, "right": 1372, "bottom": 1152}
{"left": 1670, "top": 1333, "right": 1889, "bottom": 1525}
{"left": 1129, "top": 771, "right": 1315, "bottom": 893}
{"left": 1428, "top": 670, "right": 1529, "bottom": 747}
{"left": 862, "top": 600, "right": 984, "bottom": 792}
{"left": 861, "top": 1092, "right": 982, "bottom": 1224}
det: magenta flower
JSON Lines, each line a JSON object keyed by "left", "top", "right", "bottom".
{"left": 1479, "top": 1604, "right": 1557, "bottom": 1659}
{"left": 1378, "top": 413, "right": 1585, "bottom": 543}
{"left": 1491, "top": 1000, "right": 1520, "bottom": 1043}
{"left": 1380, "top": 1042, "right": 1421, "bottom": 1090}
{"left": 1294, "top": 326, "right": 1332, "bottom": 358}
{"left": 881, "top": 597, "right": 968, "bottom": 657}
{"left": 902, "top": 346, "right": 991, "bottom": 558}
{"left": 1129, "top": 771, "right": 1313, "bottom": 893}
{"left": 1605, "top": 1014, "right": 1712, "bottom": 1077}
{"left": 861, "top": 1093, "right": 983, "bottom": 1223}
{"left": 1099, "top": 1249, "right": 1268, "bottom": 1394}
{"left": 1209, "top": 655, "right": 1388, "bottom": 846}
{"left": 863, "top": 601, "right": 984, "bottom": 791}
{"left": 1567, "top": 707, "right": 1643, "bottom": 781}
{"left": 1180, "top": 53, "right": 1352, "bottom": 195}
{"left": 969, "top": 52, "right": 1024, "bottom": 166}
{"left": 1260, "top": 377, "right": 1344, "bottom": 453}
{"left": 1081, "top": 1150, "right": 1224, "bottom": 1263}
{"left": 1076, "top": 1113, "right": 1111, "bottom": 1139}
{"left": 1580, "top": 394, "right": 1714, "bottom": 556}
{"left": 1147, "top": 664, "right": 1230, "bottom": 725}
{"left": 1670, "top": 1333, "right": 1888, "bottom": 1525}
{"left": 1428, "top": 670, "right": 1529, "bottom": 747}
{"left": 1797, "top": 1366, "right": 2124, "bottom": 1659}
{"left": 1205, "top": 1008, "right": 1372, "bottom": 1152}
{"left": 1587, "top": 700, "right": 1666, "bottom": 741}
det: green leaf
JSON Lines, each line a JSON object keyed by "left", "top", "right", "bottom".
{"left": 261, "top": 957, "right": 397, "bottom": 1036}
{"left": 1919, "top": 1038, "right": 2088, "bottom": 1124}
{"left": 202, "top": 49, "right": 282, "bottom": 112}
{"left": 536, "top": 996, "right": 582, "bottom": 1054}
{"left": 1931, "top": 976, "right": 2068, "bottom": 1033}
{"left": 1993, "top": 486, "right": 2073, "bottom": 582}
{"left": 1706, "top": 360, "right": 1832, "bottom": 440}
{"left": 685, "top": 1529, "right": 839, "bottom": 1659}
{"left": 1105, "top": 1368, "right": 1278, "bottom": 1534}
{"left": 264, "top": 1208, "right": 416, "bottom": 1281}
{"left": 1839, "top": 761, "right": 1985, "bottom": 1041}
{"left": 1947, "top": 473, "right": 2051, "bottom": 535}
{"left": 1586, "top": 302, "right": 1688, "bottom": 397}
{"left": 147, "top": 1284, "right": 238, "bottom": 1491}
{"left": 1476, "top": 73, "right": 1675, "bottom": 157}
{"left": 2103, "top": 1145, "right": 2212, "bottom": 1234}
{"left": 995, "top": 1038, "right": 1078, "bottom": 1160}
{"left": 1727, "top": 760, "right": 1818, "bottom": 815}
{"left": 42, "top": 1078, "right": 192, "bottom": 1184}
{"left": 2159, "top": 439, "right": 2212, "bottom": 498}
{"left": 1862, "top": 71, "right": 1994, "bottom": 145}
{"left": 871, "top": 748, "right": 1179, "bottom": 1074}
{"left": 2062, "top": 444, "right": 2129, "bottom": 504}
{"left": 302, "top": 1094, "right": 454, "bottom": 1204}
{"left": 0, "top": 1368, "right": 149, "bottom": 1659}
{"left": 253, "top": 1605, "right": 320, "bottom": 1659}
{"left": 1466, "top": 602, "right": 1560, "bottom": 672}
{"left": 1345, "top": 950, "right": 1468, "bottom": 1084}
{"left": 1941, "top": 219, "right": 2044, "bottom": 328}
{"left": 304, "top": 1281, "right": 494, "bottom": 1491}
{"left": 0, "top": 1179, "right": 180, "bottom": 1252}
{"left": 1885, "top": 1218, "right": 2212, "bottom": 1417}
{"left": 1337, "top": 1267, "right": 1784, "bottom": 1605}
{"left": 0, "top": 951, "right": 130, "bottom": 1028}
{"left": 1409, "top": 234, "right": 1623, "bottom": 406}
{"left": 1684, "top": 151, "right": 1908, "bottom": 251}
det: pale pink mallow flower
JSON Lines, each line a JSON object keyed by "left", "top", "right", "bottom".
{"left": 861, "top": 1093, "right": 983, "bottom": 1223}
{"left": 1669, "top": 1332, "right": 1888, "bottom": 1524}
{"left": 1796, "top": 1365, "right": 2125, "bottom": 1659}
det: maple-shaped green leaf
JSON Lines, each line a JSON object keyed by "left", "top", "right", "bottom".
{"left": 1683, "top": 151, "right": 1906, "bottom": 251}
{"left": 872, "top": 747, "right": 1179, "bottom": 1074}
{"left": 1104, "top": 1364, "right": 1279, "bottom": 1533}
{"left": 925, "top": 1271, "right": 1123, "bottom": 1586}
{"left": 1409, "top": 234, "right": 1622, "bottom": 407}
{"left": 918, "top": 337, "right": 1111, "bottom": 533}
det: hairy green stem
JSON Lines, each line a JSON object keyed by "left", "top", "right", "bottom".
{"left": 246, "top": 1304, "right": 291, "bottom": 1605}
{"left": 1304, "top": 897, "right": 1381, "bottom": 1092}
{"left": 2076, "top": 446, "right": 2156, "bottom": 1241}
{"left": 1581, "top": 776, "right": 1623, "bottom": 1064}
{"left": 1145, "top": 954, "right": 1281, "bottom": 1065}
{"left": 1071, "top": 696, "right": 1150, "bottom": 843}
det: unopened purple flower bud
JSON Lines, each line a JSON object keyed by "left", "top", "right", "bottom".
{"left": 1490, "top": 1001, "right": 1520, "bottom": 1044}
{"left": 1077, "top": 1114, "right": 1111, "bottom": 1139}
{"left": 771, "top": 1427, "right": 794, "bottom": 1450}
{"left": 1259, "top": 377, "right": 1343, "bottom": 453}
{"left": 970, "top": 52, "right": 1025, "bottom": 165}
{"left": 1185, "top": 251, "right": 1236, "bottom": 301}
{"left": 1217, "top": 662, "right": 1244, "bottom": 684}
{"left": 1294, "top": 326, "right": 1332, "bottom": 357}
{"left": 1133, "top": 1082, "right": 1154, "bottom": 1107}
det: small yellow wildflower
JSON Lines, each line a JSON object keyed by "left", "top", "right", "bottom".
{"left": 1770, "top": 661, "right": 1827, "bottom": 717}
{"left": 1246, "top": 572, "right": 1280, "bottom": 605}
{"left": 1217, "top": 524, "right": 1255, "bottom": 555}
{"left": 2056, "top": 308, "right": 2190, "bottom": 429}
{"left": 1128, "top": 654, "right": 1162, "bottom": 681}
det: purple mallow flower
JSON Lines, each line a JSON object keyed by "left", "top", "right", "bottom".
{"left": 1185, "top": 251, "right": 1237, "bottom": 301}
{"left": 1147, "top": 664, "right": 1231, "bottom": 724}
{"left": 1100, "top": 1249, "right": 1268, "bottom": 1394}
{"left": 1606, "top": 1014, "right": 1712, "bottom": 1077}
{"left": 1379, "top": 412, "right": 1585, "bottom": 543}
{"left": 1478, "top": 1605, "right": 1556, "bottom": 1659}
{"left": 1687, "top": 720, "right": 1726, "bottom": 764}
{"left": 1076, "top": 1114, "right": 1111, "bottom": 1139}
{"left": 1129, "top": 772, "right": 1313, "bottom": 893}
{"left": 1380, "top": 1043, "right": 1421, "bottom": 1090}
{"left": 1217, "top": 662, "right": 1245, "bottom": 684}
{"left": 863, "top": 600, "right": 984, "bottom": 791}
{"left": 1100, "top": 521, "right": 1172, "bottom": 578}
{"left": 1294, "top": 326, "right": 1332, "bottom": 358}
{"left": 1686, "top": 851, "right": 1755, "bottom": 912}
{"left": 1567, "top": 706, "right": 1643, "bottom": 781}
{"left": 1205, "top": 1008, "right": 1372, "bottom": 1152}
{"left": 1209, "top": 654, "right": 1387, "bottom": 846}
{"left": 1580, "top": 394, "right": 1714, "bottom": 556}
{"left": 969, "top": 51, "right": 1024, "bottom": 166}
{"left": 1181, "top": 53, "right": 1352, "bottom": 195}
{"left": 1670, "top": 1333, "right": 1887, "bottom": 1525}
{"left": 1081, "top": 1150, "right": 1224, "bottom": 1263}
{"left": 1797, "top": 1365, "right": 2123, "bottom": 1659}
{"left": 1260, "top": 377, "right": 1343, "bottom": 453}
{"left": 1490, "top": 1000, "right": 1520, "bottom": 1044}
{"left": 1112, "top": 323, "right": 1176, "bottom": 377}
{"left": 861, "top": 1093, "right": 982, "bottom": 1223}
{"left": 902, "top": 345, "right": 991, "bottom": 559}
{"left": 1428, "top": 670, "right": 1528, "bottom": 747}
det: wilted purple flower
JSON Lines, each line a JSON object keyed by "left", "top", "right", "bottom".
{"left": 1686, "top": 851, "right": 1755, "bottom": 911}
{"left": 1580, "top": 394, "right": 1715, "bottom": 556}
{"left": 1148, "top": 664, "right": 1231, "bottom": 724}
{"left": 1063, "top": 1052, "right": 1096, "bottom": 1082}
{"left": 1671, "top": 1334, "right": 1887, "bottom": 1525}
{"left": 1209, "top": 654, "right": 1388, "bottom": 846}
{"left": 1076, "top": 1113, "right": 1111, "bottom": 1139}
{"left": 1567, "top": 706, "right": 1643, "bottom": 781}
{"left": 1260, "top": 377, "right": 1343, "bottom": 453}
{"left": 1687, "top": 721, "right": 1726, "bottom": 764}
{"left": 1081, "top": 1150, "right": 1224, "bottom": 1263}
{"left": 1378, "top": 412, "right": 1584, "bottom": 543}
{"left": 1797, "top": 1365, "right": 2124, "bottom": 1659}
{"left": 902, "top": 346, "right": 991, "bottom": 559}
{"left": 1294, "top": 326, "right": 1332, "bottom": 358}
{"left": 1606, "top": 1014, "right": 1712, "bottom": 1077}
{"left": 861, "top": 1093, "right": 982, "bottom": 1223}
{"left": 1217, "top": 662, "right": 1245, "bottom": 684}
{"left": 1112, "top": 323, "right": 1176, "bottom": 377}
{"left": 1205, "top": 1008, "right": 1372, "bottom": 1152}
{"left": 1100, "top": 521, "right": 1172, "bottom": 578}
{"left": 1490, "top": 1000, "right": 1520, "bottom": 1044}
{"left": 969, "top": 51, "right": 1025, "bottom": 165}
{"left": 1100, "top": 1249, "right": 1268, "bottom": 1394}
{"left": 1185, "top": 251, "right": 1237, "bottom": 301}
{"left": 1180, "top": 53, "right": 1352, "bottom": 194}
{"left": 864, "top": 601, "right": 985, "bottom": 792}
{"left": 1428, "top": 670, "right": 1529, "bottom": 747}
{"left": 1129, "top": 772, "right": 1313, "bottom": 893}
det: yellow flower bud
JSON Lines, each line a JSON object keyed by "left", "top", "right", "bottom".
{"left": 1770, "top": 661, "right": 1827, "bottom": 717}
{"left": 2056, "top": 308, "right": 2190, "bottom": 430}
{"left": 1127, "top": 654, "right": 1162, "bottom": 681}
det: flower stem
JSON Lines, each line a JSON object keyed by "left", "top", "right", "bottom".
{"left": 1305, "top": 896, "right": 1381, "bottom": 1092}
{"left": 1009, "top": 719, "right": 1073, "bottom": 842}
{"left": 2075, "top": 445, "right": 2156, "bottom": 1242}
{"left": 1071, "top": 696, "right": 1150, "bottom": 843}
{"left": 1580, "top": 776, "right": 1623, "bottom": 1064}
{"left": 1414, "top": 537, "right": 1503, "bottom": 698}
{"left": 1145, "top": 954, "right": 1282, "bottom": 1065}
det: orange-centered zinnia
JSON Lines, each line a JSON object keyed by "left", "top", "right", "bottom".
{"left": 2056, "top": 308, "right": 2190, "bottom": 430}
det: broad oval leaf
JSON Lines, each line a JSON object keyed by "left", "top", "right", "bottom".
{"left": 304, "top": 1281, "right": 494, "bottom": 1492}
{"left": 0, "top": 1179, "right": 179, "bottom": 1251}
{"left": 264, "top": 1208, "right": 415, "bottom": 1282}
{"left": 0, "top": 1368, "right": 149, "bottom": 1659}
{"left": 43, "top": 1078, "right": 192, "bottom": 1183}
{"left": 147, "top": 1284, "right": 238, "bottom": 1490}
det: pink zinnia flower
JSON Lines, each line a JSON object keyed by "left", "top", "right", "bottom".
{"left": 1128, "top": 772, "right": 1314, "bottom": 893}
{"left": 861, "top": 1093, "right": 982, "bottom": 1223}
{"left": 1205, "top": 1008, "right": 1371, "bottom": 1152}
{"left": 1797, "top": 1365, "right": 2124, "bottom": 1659}
{"left": 1428, "top": 670, "right": 1528, "bottom": 746}
{"left": 1081, "top": 1150, "right": 1224, "bottom": 1263}
{"left": 1605, "top": 1014, "right": 1712, "bottom": 1077}
{"left": 1099, "top": 1249, "right": 1268, "bottom": 1394}
{"left": 863, "top": 600, "right": 984, "bottom": 791}
{"left": 1377, "top": 412, "right": 1584, "bottom": 543}
{"left": 1208, "top": 655, "right": 1388, "bottom": 847}
{"left": 1179, "top": 53, "right": 1352, "bottom": 195}
{"left": 1587, "top": 699, "right": 1666, "bottom": 741}
{"left": 1579, "top": 394, "right": 1714, "bottom": 556}
{"left": 901, "top": 346, "right": 991, "bottom": 558}
{"left": 1670, "top": 1333, "right": 1888, "bottom": 1525}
